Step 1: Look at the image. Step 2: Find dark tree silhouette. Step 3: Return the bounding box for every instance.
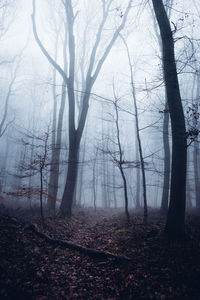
[152,0,187,238]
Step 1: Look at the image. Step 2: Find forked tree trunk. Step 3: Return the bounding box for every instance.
[32,0,132,218]
[152,0,187,238]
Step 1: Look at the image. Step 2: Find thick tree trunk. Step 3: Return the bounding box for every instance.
[152,0,187,238]
[160,102,170,215]
[60,140,79,217]
[186,150,193,209]
[149,2,171,217]
[193,73,200,209]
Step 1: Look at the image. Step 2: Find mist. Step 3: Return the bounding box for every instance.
[0,0,200,299]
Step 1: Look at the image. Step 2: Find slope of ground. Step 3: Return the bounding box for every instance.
[0,208,200,299]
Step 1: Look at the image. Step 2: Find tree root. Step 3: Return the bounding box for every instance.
[29,223,132,262]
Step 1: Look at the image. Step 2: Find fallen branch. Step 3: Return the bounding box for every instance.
[29,223,132,261]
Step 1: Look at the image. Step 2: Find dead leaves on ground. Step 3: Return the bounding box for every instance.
[0,209,200,299]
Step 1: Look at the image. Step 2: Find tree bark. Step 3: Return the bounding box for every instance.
[152,0,187,238]
[193,73,200,209]
[60,138,79,217]
[160,102,170,215]
[149,1,171,217]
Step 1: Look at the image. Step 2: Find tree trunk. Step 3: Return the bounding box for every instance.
[76,144,86,207]
[193,71,200,209]
[194,141,200,209]
[186,149,193,209]
[149,2,171,217]
[152,0,187,238]
[121,35,147,225]
[120,166,130,224]
[135,129,141,209]
[160,101,170,215]
[48,83,66,213]
[113,95,130,224]
[60,141,79,217]
[40,167,45,225]
[113,162,117,209]
[92,148,98,211]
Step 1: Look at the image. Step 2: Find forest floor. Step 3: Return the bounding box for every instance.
[0,206,200,300]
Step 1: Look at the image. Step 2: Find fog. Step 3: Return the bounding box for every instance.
[1,1,200,298]
[0,0,199,215]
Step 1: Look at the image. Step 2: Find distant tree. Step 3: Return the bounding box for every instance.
[152,0,187,237]
[47,25,67,214]
[121,36,148,225]
[112,96,130,223]
[0,62,18,138]
[0,0,15,42]
[92,148,98,212]
[18,128,52,224]
[102,88,135,224]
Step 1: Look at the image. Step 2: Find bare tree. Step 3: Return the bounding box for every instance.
[0,0,16,42]
[113,97,130,223]
[152,0,187,238]
[103,88,131,223]
[0,63,18,138]
[121,36,148,225]
[47,24,67,214]
[32,0,132,217]
[92,148,98,211]
[148,1,173,216]
[18,128,52,224]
